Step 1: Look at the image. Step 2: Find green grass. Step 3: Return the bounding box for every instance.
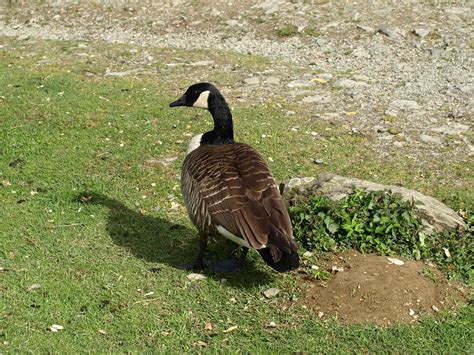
[1,38,473,352]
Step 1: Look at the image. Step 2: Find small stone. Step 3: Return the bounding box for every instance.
[311,265,319,270]
[317,311,324,318]
[263,288,280,298]
[420,134,442,144]
[204,322,213,331]
[225,19,239,27]
[409,309,415,316]
[287,80,314,88]
[387,257,404,265]
[301,95,330,104]
[210,8,221,17]
[333,78,367,89]
[264,77,280,85]
[190,60,214,66]
[357,24,375,33]
[429,48,443,57]
[388,99,420,111]
[313,159,324,165]
[388,127,402,135]
[267,321,277,328]
[29,283,42,290]
[243,77,260,85]
[432,123,469,135]
[412,28,431,38]
[331,266,344,272]
[378,27,403,41]
[303,251,313,258]
[432,305,440,312]
[187,273,207,281]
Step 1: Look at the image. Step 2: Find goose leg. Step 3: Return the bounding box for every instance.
[178,234,208,270]
[212,247,249,273]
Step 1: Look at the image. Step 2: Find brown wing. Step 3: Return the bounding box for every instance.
[182,143,294,251]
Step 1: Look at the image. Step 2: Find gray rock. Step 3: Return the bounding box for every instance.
[190,60,214,66]
[356,24,376,33]
[388,99,421,112]
[243,77,260,85]
[378,27,403,41]
[432,123,469,135]
[420,134,442,144]
[300,95,330,104]
[286,80,314,88]
[280,173,467,234]
[333,78,367,89]
[412,28,431,38]
[429,48,444,57]
[264,76,281,85]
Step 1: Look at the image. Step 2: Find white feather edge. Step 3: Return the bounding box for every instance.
[216,225,266,249]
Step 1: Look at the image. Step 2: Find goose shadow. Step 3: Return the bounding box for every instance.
[77,192,273,288]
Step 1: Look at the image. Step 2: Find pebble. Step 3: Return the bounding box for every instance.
[286,80,314,88]
[263,288,280,298]
[264,76,280,85]
[432,123,469,135]
[190,60,214,66]
[29,283,42,290]
[412,28,431,38]
[432,305,440,312]
[388,99,420,112]
[243,77,260,85]
[356,24,376,33]
[420,134,442,144]
[318,311,324,318]
[387,257,404,265]
[333,78,367,89]
[301,95,330,104]
[378,27,403,41]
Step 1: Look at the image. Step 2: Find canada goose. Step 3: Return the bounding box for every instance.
[169,83,299,273]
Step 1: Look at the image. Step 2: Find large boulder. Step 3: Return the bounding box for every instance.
[280,173,466,234]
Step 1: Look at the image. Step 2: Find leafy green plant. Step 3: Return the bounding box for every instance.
[276,24,298,37]
[289,190,473,282]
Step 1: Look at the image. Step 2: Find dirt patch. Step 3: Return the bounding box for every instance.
[294,250,467,326]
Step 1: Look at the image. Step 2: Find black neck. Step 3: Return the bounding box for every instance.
[200,93,234,145]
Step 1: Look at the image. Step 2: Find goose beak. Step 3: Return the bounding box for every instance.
[169,95,186,107]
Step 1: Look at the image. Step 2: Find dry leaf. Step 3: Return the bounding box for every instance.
[443,248,451,258]
[204,322,213,331]
[222,325,238,333]
[193,340,208,347]
[318,311,324,318]
[263,288,280,298]
[331,266,344,272]
[267,321,277,328]
[49,324,64,332]
[187,273,207,281]
[98,329,107,335]
[29,283,42,291]
[387,257,404,266]
[409,309,415,316]
[432,305,440,312]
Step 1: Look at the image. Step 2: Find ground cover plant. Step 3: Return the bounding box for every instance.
[289,190,473,283]
[1,38,473,352]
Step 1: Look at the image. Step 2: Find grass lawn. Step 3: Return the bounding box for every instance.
[1,38,473,352]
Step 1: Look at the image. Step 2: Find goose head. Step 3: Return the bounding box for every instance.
[169,83,234,152]
[169,82,218,110]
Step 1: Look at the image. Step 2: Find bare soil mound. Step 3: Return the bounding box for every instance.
[295,250,467,326]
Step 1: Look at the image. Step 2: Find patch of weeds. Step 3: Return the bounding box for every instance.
[289,190,473,282]
[276,24,298,37]
[420,267,438,283]
[304,27,321,37]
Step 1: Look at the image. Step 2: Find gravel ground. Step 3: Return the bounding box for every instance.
[1,0,473,166]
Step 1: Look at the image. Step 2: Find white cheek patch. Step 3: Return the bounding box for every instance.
[193,90,210,109]
[186,133,203,155]
[216,225,251,248]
